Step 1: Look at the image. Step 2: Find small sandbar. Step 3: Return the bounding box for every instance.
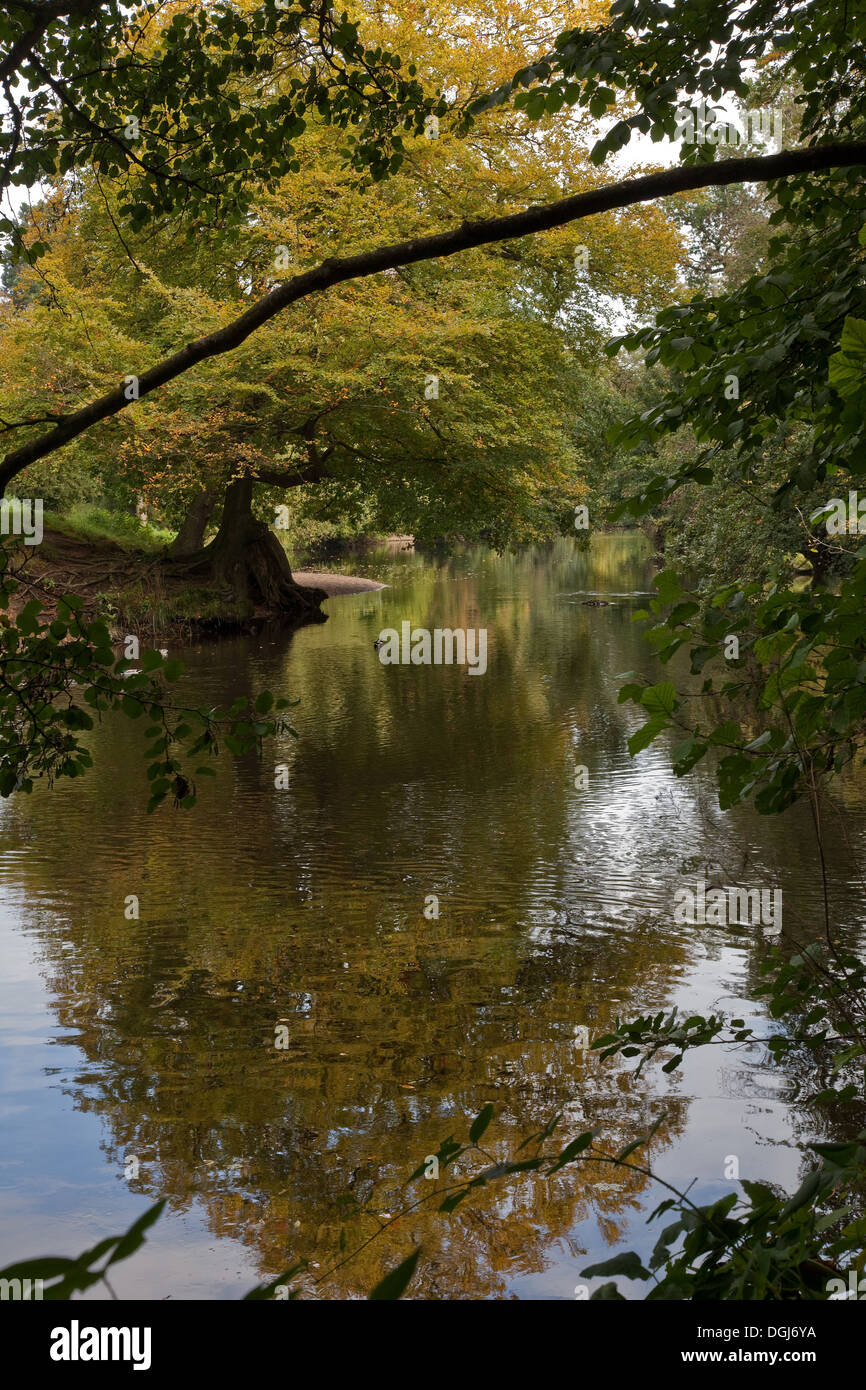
[293,570,387,596]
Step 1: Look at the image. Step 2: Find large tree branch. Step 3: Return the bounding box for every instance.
[254,453,333,487]
[3,139,866,493]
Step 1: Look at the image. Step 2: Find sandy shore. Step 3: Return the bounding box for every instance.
[293,570,386,597]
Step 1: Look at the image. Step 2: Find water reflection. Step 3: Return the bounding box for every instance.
[0,534,864,1298]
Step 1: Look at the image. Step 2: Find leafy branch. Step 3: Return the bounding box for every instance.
[0,548,297,811]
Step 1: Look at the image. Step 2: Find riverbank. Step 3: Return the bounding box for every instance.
[4,526,385,634]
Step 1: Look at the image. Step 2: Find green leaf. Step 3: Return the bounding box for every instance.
[839,316,866,355]
[107,1199,167,1265]
[368,1247,422,1300]
[628,715,667,756]
[640,681,676,717]
[548,1129,596,1171]
[778,1170,821,1220]
[582,1250,651,1281]
[469,1103,494,1144]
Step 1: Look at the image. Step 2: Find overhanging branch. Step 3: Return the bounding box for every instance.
[0,2,105,90]
[3,139,866,492]
[254,455,333,487]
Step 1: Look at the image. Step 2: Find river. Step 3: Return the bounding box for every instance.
[1,532,864,1298]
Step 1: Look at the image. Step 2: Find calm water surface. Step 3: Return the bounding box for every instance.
[1,534,864,1298]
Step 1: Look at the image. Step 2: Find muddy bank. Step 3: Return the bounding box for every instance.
[5,529,384,635]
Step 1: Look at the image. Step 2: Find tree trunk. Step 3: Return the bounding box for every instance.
[165,474,326,624]
[803,532,833,584]
[167,486,219,556]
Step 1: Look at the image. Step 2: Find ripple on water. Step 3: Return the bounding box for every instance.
[0,537,864,1297]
